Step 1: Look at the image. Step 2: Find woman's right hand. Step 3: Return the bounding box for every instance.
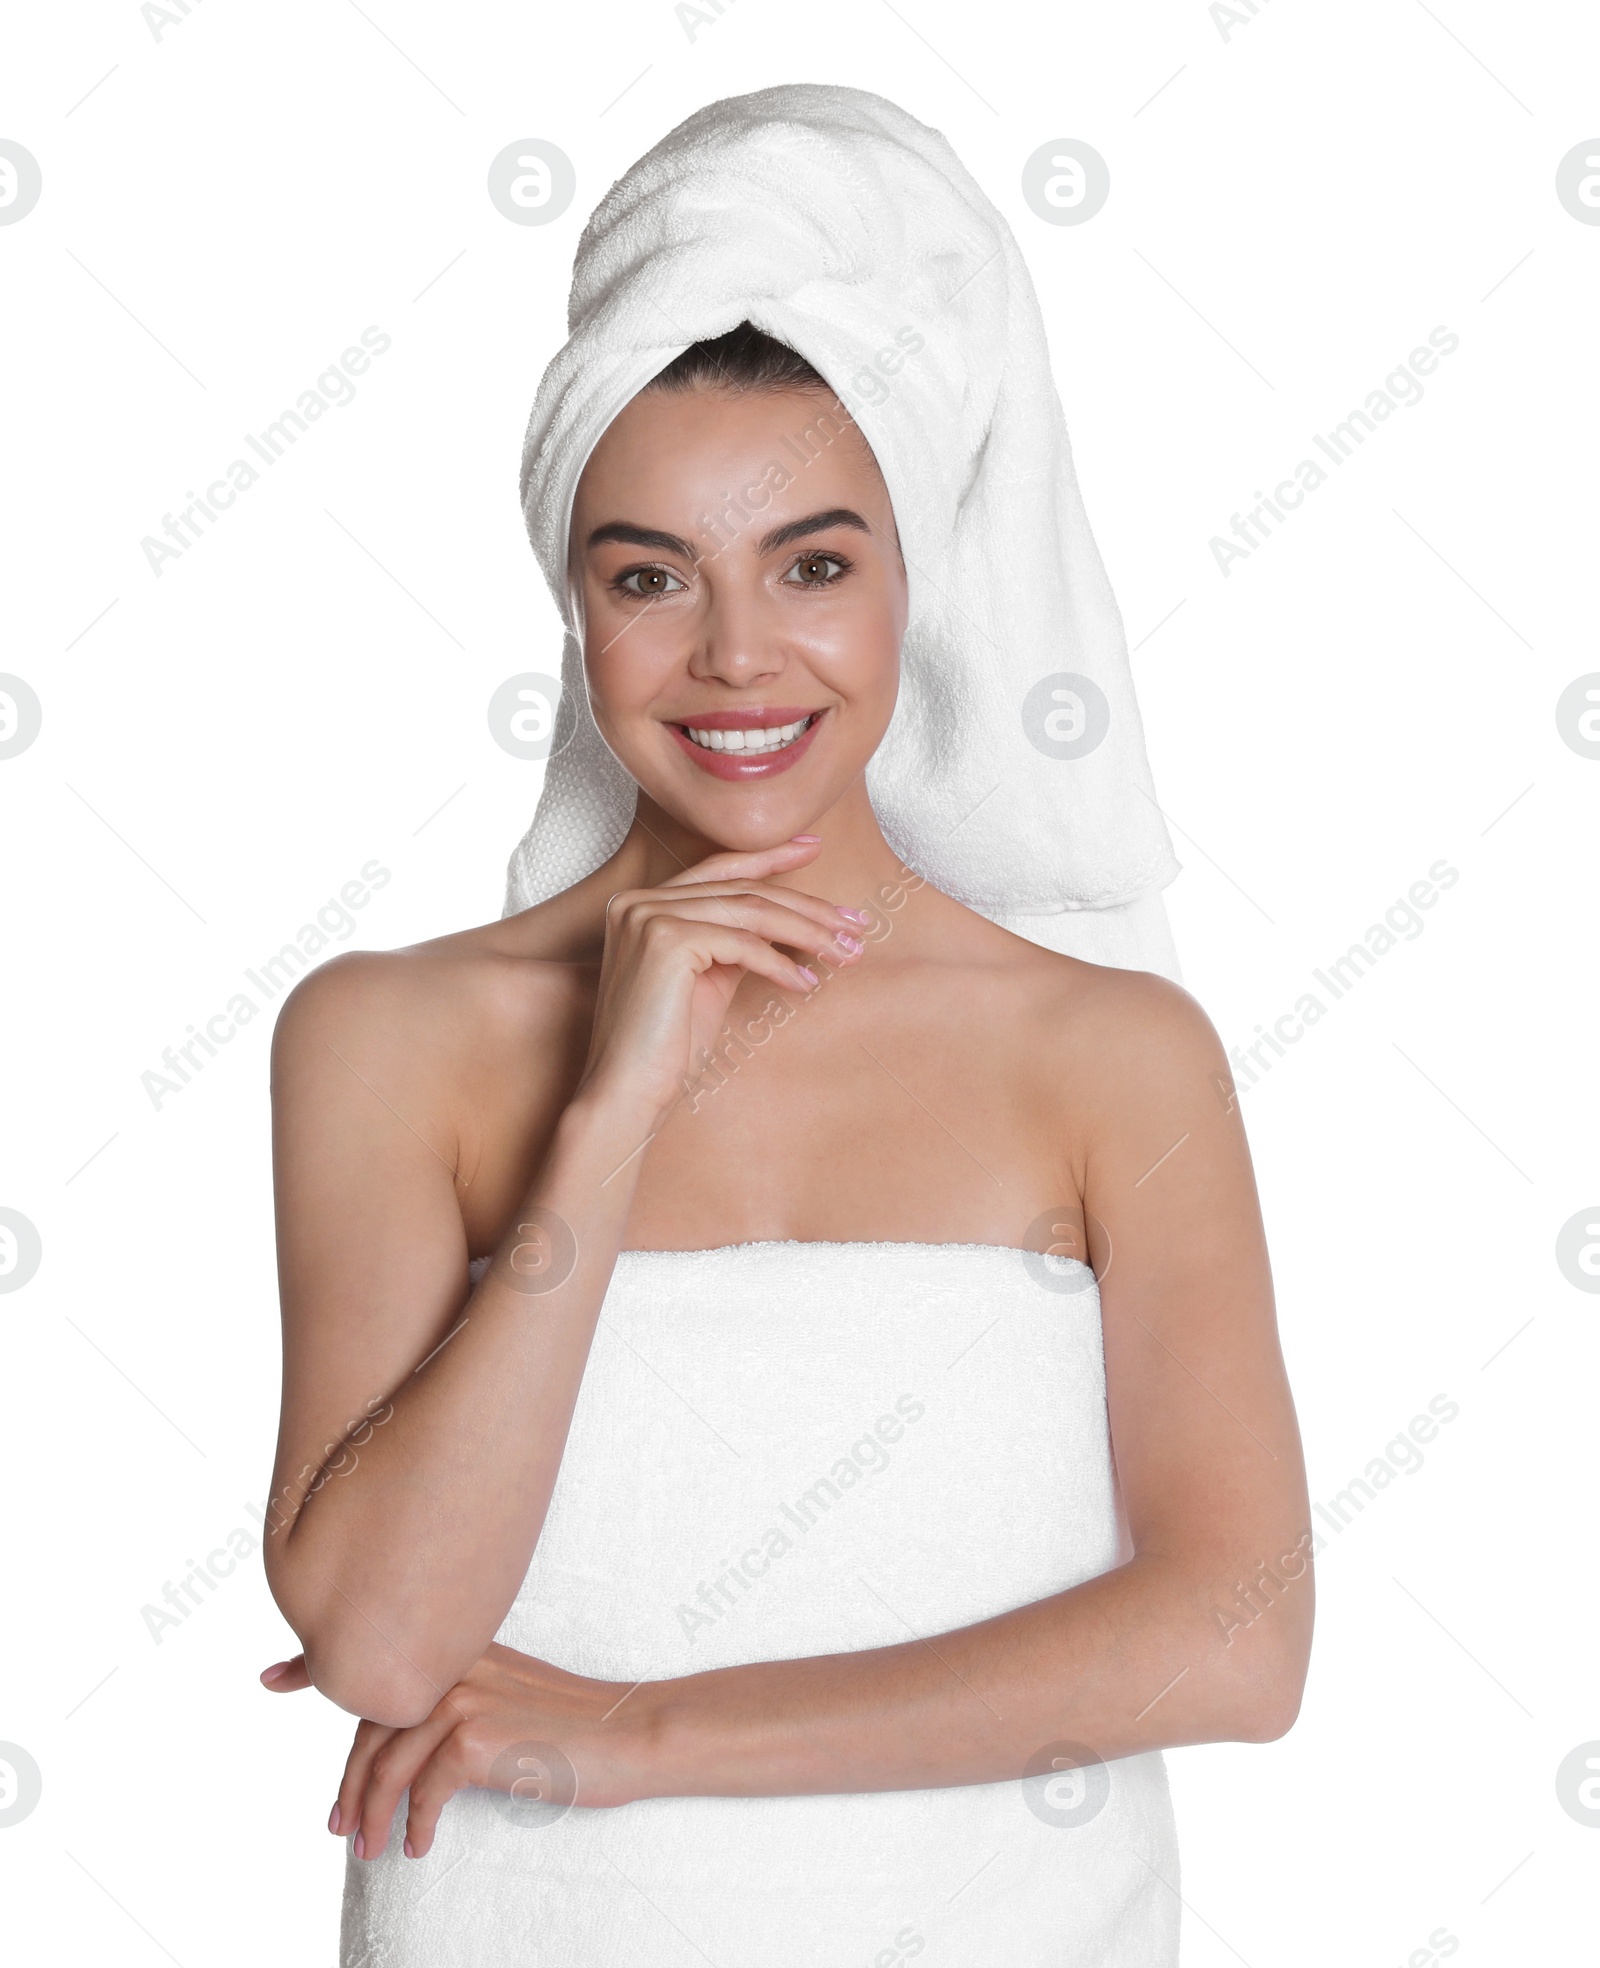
[576,837,868,1125]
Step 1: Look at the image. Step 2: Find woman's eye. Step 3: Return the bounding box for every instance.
[615,565,686,598]
[784,551,851,586]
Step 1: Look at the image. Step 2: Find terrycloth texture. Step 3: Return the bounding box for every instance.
[503,83,1183,982]
[341,1242,1182,1966]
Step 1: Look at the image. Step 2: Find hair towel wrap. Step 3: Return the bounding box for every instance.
[505,83,1183,981]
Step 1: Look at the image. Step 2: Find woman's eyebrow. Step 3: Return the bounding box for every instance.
[584,507,873,561]
[756,508,872,555]
[585,520,696,557]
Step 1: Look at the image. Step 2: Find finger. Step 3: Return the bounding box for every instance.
[355,1707,459,1862]
[402,1733,474,1859]
[659,836,822,889]
[334,1718,396,1840]
[638,916,845,995]
[259,1654,312,1692]
[637,889,861,956]
[629,895,866,968]
[691,922,840,994]
[644,877,866,937]
[613,885,858,962]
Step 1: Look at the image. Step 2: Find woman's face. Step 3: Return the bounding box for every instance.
[568,381,908,849]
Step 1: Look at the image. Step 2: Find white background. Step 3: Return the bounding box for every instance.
[3,2,1597,1962]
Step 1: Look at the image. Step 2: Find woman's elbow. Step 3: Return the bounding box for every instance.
[301,1636,441,1731]
[1232,1645,1310,1742]
[267,1570,442,1729]
[1237,1679,1304,1742]
[1210,1565,1313,1743]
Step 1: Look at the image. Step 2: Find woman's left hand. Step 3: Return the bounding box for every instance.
[259,1642,665,1858]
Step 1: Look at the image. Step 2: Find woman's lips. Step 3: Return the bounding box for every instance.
[667,709,826,780]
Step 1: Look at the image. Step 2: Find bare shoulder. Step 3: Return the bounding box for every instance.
[275,914,559,1050]
[268,907,596,1142]
[1054,954,1225,1075]
[959,918,1231,1121]
[981,938,1258,1285]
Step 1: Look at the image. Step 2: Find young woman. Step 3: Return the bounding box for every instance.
[260,86,1311,1967]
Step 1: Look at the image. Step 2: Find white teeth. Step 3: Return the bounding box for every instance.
[682,715,814,755]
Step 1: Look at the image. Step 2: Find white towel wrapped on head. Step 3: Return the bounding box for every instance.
[505,81,1182,981]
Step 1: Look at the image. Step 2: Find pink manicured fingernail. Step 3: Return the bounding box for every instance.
[404,1837,415,1858]
[329,1803,342,1834]
[790,834,821,843]
[260,1661,289,1684]
[797,965,818,985]
[836,906,869,923]
[354,1832,365,1859]
[836,933,863,953]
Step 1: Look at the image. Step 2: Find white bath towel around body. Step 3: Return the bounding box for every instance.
[342,1243,1182,1964]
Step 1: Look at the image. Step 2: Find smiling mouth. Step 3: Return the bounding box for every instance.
[676,713,820,756]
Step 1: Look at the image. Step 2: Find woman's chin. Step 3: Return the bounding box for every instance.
[677,811,824,856]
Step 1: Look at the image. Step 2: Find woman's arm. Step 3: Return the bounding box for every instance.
[262,951,660,1730]
[263,841,863,1729]
[298,967,1310,1857]
[633,969,1312,1791]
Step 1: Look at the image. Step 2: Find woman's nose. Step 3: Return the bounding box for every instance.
[687,587,786,686]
